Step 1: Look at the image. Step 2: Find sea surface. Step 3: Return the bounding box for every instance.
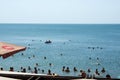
[0,24,120,78]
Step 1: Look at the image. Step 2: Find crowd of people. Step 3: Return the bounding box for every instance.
[0,65,111,79]
[61,66,111,79]
[0,40,112,79]
[0,53,111,79]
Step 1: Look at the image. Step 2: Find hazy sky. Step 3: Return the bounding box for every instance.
[0,0,120,24]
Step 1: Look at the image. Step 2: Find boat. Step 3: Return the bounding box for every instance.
[45,40,52,44]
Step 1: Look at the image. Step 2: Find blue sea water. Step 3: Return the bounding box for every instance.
[0,24,120,78]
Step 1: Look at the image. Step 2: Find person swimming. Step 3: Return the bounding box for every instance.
[62,66,65,71]
[47,69,52,75]
[73,67,77,72]
[65,67,70,72]
[101,67,106,73]
[106,74,111,79]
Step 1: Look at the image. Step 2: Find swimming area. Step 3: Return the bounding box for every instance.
[0,24,120,78]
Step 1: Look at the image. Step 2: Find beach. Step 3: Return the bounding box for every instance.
[0,24,120,78]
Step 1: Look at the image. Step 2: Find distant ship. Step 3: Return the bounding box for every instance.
[45,40,52,44]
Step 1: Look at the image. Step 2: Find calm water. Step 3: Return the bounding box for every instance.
[0,24,120,78]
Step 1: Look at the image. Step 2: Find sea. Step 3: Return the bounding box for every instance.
[0,24,120,78]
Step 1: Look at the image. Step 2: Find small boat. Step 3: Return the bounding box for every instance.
[45,40,52,44]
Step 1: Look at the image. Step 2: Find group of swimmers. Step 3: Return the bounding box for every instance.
[88,46,103,50]
[0,66,111,79]
[62,66,77,72]
[1,65,108,78]
[0,55,112,79]
[9,52,111,79]
[61,65,111,79]
[0,40,112,79]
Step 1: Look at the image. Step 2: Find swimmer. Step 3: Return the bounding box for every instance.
[73,67,77,72]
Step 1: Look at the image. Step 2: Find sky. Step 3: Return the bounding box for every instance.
[0,0,120,24]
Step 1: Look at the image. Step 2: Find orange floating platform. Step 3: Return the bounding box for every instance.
[0,42,26,59]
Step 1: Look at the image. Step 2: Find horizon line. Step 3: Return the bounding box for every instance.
[0,23,120,25]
